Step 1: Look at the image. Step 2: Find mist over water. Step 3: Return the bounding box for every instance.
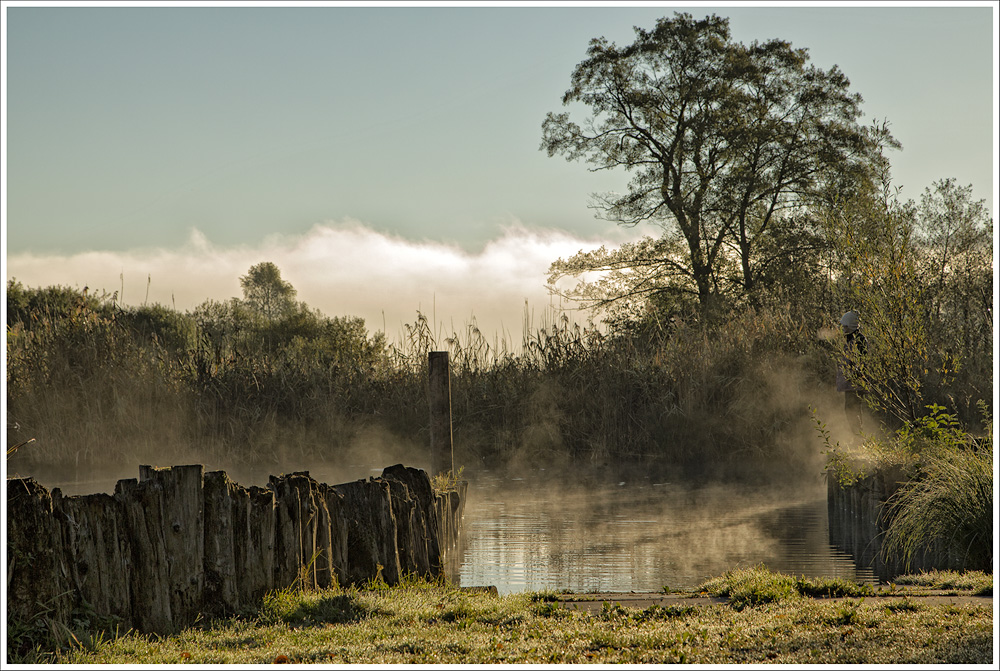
[22,369,872,594]
[449,473,873,594]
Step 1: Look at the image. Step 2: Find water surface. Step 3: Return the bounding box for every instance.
[448,474,872,594]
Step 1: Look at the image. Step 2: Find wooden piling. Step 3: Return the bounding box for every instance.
[428,350,454,478]
[53,490,131,627]
[333,478,401,586]
[383,464,442,576]
[202,471,240,615]
[243,485,277,602]
[6,478,73,630]
[115,476,172,632]
[6,464,463,636]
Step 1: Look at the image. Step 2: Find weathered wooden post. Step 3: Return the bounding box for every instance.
[428,350,454,478]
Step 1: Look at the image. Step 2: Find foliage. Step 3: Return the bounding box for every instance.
[700,565,877,611]
[5,245,990,483]
[5,267,388,470]
[822,400,992,577]
[118,302,197,354]
[6,279,105,326]
[892,570,992,595]
[699,565,801,610]
[542,12,886,313]
[823,187,928,425]
[260,588,372,626]
[240,261,297,321]
[539,13,989,444]
[6,282,191,466]
[912,178,994,420]
[895,403,976,455]
[431,466,465,493]
[793,576,876,599]
[817,176,992,431]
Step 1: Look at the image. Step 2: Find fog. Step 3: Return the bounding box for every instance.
[5,219,640,345]
[5,217,879,591]
[453,475,871,593]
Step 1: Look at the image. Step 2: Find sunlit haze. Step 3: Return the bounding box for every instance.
[5,220,626,343]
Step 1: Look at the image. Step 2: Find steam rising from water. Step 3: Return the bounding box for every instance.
[454,476,872,593]
[5,220,631,343]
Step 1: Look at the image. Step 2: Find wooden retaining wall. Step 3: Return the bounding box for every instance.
[827,466,972,581]
[6,464,466,635]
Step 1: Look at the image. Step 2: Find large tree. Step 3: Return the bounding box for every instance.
[542,13,890,314]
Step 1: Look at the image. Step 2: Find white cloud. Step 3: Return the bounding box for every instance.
[5,220,633,346]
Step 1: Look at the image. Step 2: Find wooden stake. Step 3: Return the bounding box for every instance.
[428,351,454,478]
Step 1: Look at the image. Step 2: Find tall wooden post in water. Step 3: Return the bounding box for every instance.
[428,351,454,478]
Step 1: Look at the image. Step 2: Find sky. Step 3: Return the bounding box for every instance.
[3,1,997,344]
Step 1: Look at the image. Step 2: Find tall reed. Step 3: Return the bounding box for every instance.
[6,280,986,486]
[881,445,993,572]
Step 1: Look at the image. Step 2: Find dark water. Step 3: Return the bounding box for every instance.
[448,475,874,595]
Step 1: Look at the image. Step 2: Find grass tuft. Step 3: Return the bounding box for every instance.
[700,565,877,609]
[881,447,993,573]
[699,565,800,610]
[892,570,992,595]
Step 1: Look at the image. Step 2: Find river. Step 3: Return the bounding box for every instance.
[446,473,873,594]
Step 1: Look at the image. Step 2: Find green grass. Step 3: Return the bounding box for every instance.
[698,565,876,610]
[12,570,992,665]
[893,569,993,596]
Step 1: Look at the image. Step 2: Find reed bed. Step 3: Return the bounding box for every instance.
[5,279,990,490]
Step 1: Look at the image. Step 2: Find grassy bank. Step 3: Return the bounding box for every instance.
[12,568,992,665]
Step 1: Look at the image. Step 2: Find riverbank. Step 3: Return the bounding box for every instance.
[10,568,993,665]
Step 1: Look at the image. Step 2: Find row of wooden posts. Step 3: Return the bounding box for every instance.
[7,464,466,635]
[8,351,464,636]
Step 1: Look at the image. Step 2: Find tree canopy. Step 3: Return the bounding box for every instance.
[240,261,298,321]
[542,12,893,315]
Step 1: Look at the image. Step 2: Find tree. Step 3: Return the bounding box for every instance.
[914,179,993,327]
[541,13,889,315]
[239,262,297,322]
[825,185,926,427]
[912,179,993,419]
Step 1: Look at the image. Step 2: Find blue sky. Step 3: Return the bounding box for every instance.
[3,2,997,340]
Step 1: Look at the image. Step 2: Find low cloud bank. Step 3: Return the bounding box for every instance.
[5,220,628,345]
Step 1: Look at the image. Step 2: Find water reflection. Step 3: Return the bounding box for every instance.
[450,476,873,594]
